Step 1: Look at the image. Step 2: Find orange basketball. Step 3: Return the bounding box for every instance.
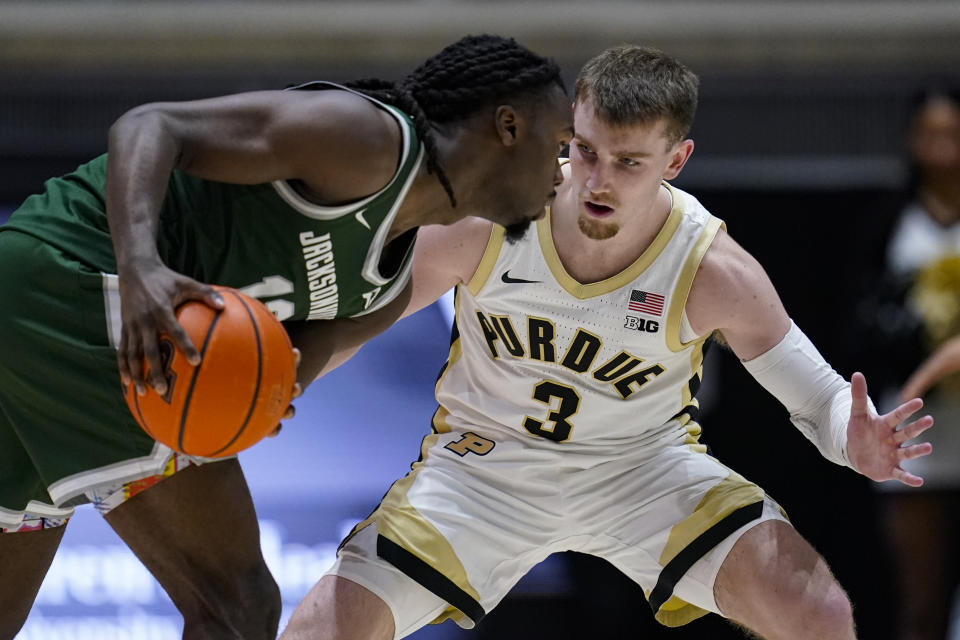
[124,286,297,457]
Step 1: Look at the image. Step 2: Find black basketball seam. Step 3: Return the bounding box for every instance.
[178,305,224,454]
[207,291,264,457]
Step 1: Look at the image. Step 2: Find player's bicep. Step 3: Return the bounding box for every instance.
[135,90,397,196]
[687,232,790,361]
[288,281,413,384]
[117,91,296,183]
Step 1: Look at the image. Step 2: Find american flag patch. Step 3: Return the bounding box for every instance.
[628,290,665,316]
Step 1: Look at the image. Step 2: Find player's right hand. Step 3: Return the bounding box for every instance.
[116,262,224,396]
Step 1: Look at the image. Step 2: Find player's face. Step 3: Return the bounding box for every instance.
[489,85,574,240]
[568,100,688,241]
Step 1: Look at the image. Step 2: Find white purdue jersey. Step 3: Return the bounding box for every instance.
[433,182,725,458]
[329,183,789,634]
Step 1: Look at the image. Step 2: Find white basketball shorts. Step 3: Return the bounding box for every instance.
[327,428,789,638]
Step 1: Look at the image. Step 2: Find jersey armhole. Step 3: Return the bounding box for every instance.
[678,310,699,344]
[272,81,419,219]
[665,216,725,352]
[465,224,505,296]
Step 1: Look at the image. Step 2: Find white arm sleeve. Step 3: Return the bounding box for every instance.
[740,320,873,469]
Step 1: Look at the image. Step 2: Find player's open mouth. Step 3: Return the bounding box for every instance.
[584,201,614,216]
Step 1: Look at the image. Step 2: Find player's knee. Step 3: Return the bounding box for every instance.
[717,522,855,639]
[230,563,282,637]
[783,581,854,640]
[0,615,29,640]
[241,565,283,635]
[181,562,281,639]
[810,584,854,638]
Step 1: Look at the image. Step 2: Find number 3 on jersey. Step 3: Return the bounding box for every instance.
[523,380,581,442]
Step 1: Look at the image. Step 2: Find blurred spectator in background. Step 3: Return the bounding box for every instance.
[870,89,960,640]
[900,334,960,403]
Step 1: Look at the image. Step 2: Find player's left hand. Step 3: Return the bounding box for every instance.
[268,348,301,438]
[846,371,934,487]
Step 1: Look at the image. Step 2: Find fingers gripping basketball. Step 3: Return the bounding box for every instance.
[123,286,297,457]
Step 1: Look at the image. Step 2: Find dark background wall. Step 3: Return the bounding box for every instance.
[3,2,959,638]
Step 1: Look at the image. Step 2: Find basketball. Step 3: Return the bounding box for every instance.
[123,286,297,458]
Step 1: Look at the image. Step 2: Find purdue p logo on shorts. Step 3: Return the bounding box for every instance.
[444,432,496,457]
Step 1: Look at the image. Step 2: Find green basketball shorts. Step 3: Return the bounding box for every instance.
[0,230,181,528]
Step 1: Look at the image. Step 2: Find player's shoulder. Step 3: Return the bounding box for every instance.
[687,227,778,331]
[696,228,757,286]
[283,86,400,147]
[664,181,717,226]
[416,216,496,282]
[419,216,495,253]
[274,86,403,200]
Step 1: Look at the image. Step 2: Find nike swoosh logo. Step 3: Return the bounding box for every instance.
[354,209,370,230]
[501,270,540,284]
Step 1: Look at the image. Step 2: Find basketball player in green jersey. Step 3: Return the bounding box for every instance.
[0,35,573,640]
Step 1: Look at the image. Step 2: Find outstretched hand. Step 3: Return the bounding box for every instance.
[846,372,934,487]
[117,262,224,396]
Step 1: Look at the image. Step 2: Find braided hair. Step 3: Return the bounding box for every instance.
[348,34,565,207]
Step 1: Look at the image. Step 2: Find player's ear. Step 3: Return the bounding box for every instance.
[495,105,521,146]
[663,138,694,180]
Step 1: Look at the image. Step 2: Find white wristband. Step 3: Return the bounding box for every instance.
[741,320,868,469]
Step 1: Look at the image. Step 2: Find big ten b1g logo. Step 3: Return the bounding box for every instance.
[624,315,660,333]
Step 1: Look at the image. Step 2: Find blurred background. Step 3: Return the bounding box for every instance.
[3,1,960,638]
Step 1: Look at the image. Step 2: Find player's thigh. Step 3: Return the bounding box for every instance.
[283,575,397,640]
[0,342,75,625]
[0,396,75,530]
[579,445,787,627]
[104,458,273,597]
[290,524,449,640]
[0,523,67,637]
[713,519,850,628]
[331,433,561,633]
[0,405,71,622]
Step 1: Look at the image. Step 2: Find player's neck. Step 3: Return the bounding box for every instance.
[388,131,485,240]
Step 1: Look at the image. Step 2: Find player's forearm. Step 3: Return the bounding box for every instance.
[285,321,377,387]
[741,320,867,468]
[106,106,181,273]
[288,281,413,387]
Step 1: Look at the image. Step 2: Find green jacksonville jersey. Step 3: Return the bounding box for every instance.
[2,82,423,321]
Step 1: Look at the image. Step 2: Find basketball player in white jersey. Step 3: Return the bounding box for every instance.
[281,46,934,640]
